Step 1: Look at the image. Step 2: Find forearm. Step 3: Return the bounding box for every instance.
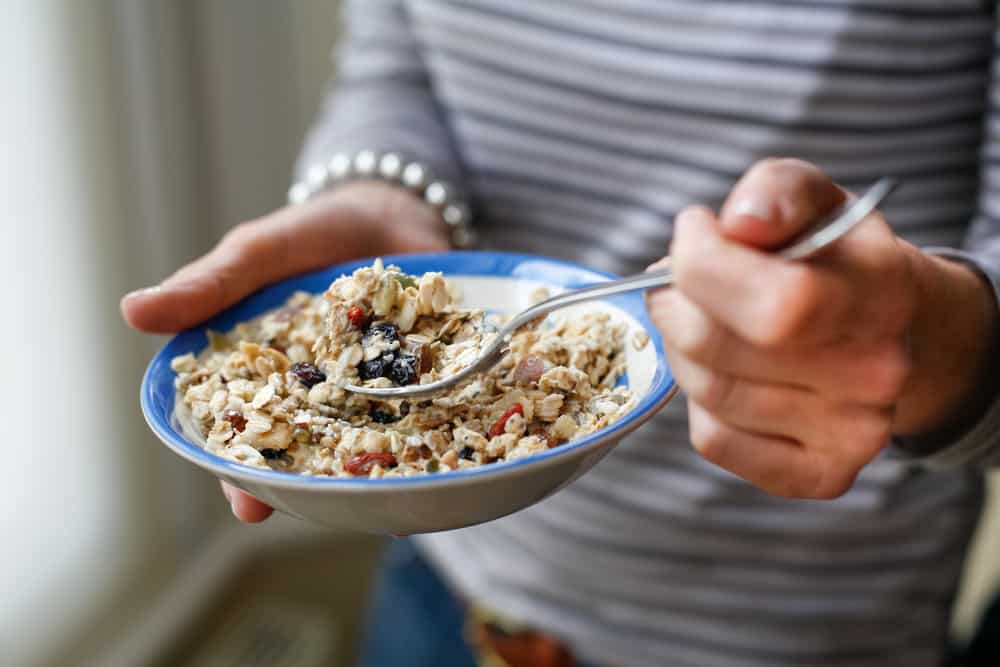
[296,0,465,188]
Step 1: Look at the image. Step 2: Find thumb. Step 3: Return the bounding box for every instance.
[121,197,372,334]
[120,218,292,334]
[719,158,846,249]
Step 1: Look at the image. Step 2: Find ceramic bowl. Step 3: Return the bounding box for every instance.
[142,251,676,534]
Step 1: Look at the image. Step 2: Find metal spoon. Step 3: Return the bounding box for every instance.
[345,177,899,400]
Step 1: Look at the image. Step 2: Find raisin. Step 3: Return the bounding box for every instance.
[363,321,398,345]
[460,446,475,460]
[389,354,419,386]
[222,409,247,433]
[359,352,395,381]
[346,305,369,329]
[344,452,398,476]
[260,448,282,460]
[291,362,326,388]
[369,409,401,424]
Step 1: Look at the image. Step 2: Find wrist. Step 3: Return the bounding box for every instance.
[894,242,1000,436]
[310,180,450,254]
[288,150,474,248]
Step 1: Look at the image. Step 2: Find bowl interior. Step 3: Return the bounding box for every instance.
[141,251,674,489]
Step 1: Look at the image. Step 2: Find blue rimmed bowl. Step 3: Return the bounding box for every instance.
[142,251,676,535]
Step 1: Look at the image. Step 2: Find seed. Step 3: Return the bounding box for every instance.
[291,362,326,388]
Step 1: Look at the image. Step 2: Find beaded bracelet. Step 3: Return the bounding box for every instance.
[287,150,475,248]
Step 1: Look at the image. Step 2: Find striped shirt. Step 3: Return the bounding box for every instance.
[297,2,1000,665]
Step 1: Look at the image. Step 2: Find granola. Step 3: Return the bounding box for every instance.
[172,259,636,478]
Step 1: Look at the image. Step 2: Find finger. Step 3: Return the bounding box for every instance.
[719,158,846,248]
[686,401,856,499]
[671,206,854,346]
[221,481,274,523]
[664,339,823,442]
[650,287,911,405]
[120,194,379,334]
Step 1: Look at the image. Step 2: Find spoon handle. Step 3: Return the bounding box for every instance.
[506,177,898,330]
[506,267,674,330]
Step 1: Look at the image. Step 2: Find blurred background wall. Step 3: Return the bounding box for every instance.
[3,1,1000,666]
[0,2,371,666]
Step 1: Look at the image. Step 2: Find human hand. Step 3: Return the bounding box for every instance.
[121,181,449,521]
[649,159,999,498]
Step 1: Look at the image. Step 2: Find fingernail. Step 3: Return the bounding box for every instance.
[122,285,161,302]
[724,198,772,230]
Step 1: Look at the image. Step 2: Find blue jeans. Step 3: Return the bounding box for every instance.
[357,538,478,667]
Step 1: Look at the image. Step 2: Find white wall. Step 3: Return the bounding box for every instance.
[0,2,341,665]
[0,3,165,665]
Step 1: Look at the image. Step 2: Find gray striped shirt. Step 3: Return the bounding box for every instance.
[298,2,1000,665]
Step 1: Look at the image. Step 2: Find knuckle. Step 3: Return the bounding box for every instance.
[746,157,785,180]
[221,220,258,247]
[747,157,814,183]
[854,414,893,456]
[672,313,723,364]
[753,268,823,346]
[221,219,271,259]
[811,467,858,500]
[792,455,859,500]
[689,410,728,465]
[864,345,911,405]
[688,371,737,413]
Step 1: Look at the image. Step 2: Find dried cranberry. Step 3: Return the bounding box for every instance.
[291,362,326,388]
[459,446,475,460]
[488,403,524,438]
[389,354,418,386]
[222,409,247,432]
[369,409,401,424]
[344,452,398,476]
[346,305,369,329]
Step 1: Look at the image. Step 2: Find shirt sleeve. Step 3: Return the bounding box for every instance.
[893,25,1000,468]
[293,0,466,188]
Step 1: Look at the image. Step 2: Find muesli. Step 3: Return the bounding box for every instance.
[172,260,636,478]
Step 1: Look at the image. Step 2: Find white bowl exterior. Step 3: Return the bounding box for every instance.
[144,254,675,534]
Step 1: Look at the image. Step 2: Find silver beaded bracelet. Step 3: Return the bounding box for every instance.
[287,150,475,248]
